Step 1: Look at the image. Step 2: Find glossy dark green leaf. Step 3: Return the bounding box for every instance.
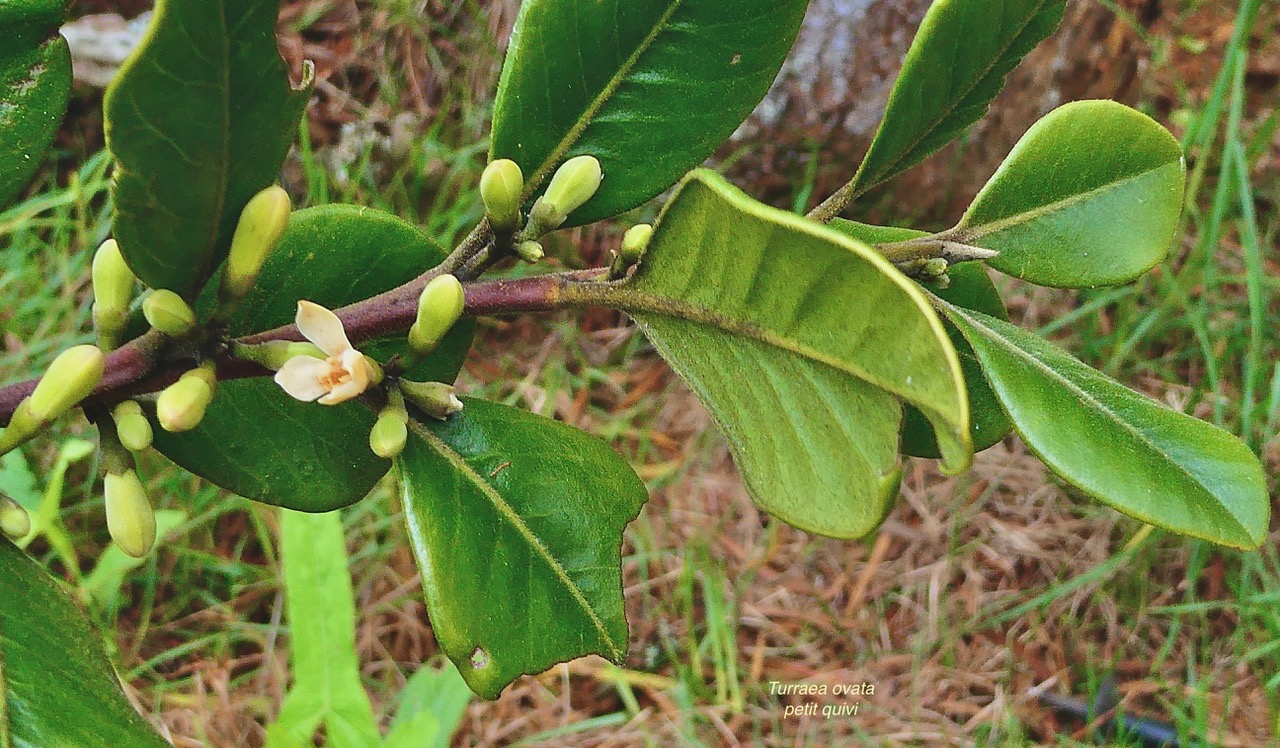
[399,399,647,699]
[942,304,1270,549]
[104,0,312,297]
[0,539,168,747]
[152,206,474,511]
[0,0,71,208]
[951,100,1186,287]
[845,0,1065,198]
[490,0,806,227]
[831,219,1012,459]
[578,171,969,539]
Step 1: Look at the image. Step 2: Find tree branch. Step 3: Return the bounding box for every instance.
[0,271,586,426]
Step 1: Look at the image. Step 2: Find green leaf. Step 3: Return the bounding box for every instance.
[399,399,646,699]
[151,206,475,511]
[0,540,169,747]
[580,171,969,538]
[952,100,1186,287]
[490,0,807,227]
[846,0,1065,197]
[942,304,1270,549]
[266,510,379,748]
[384,661,471,748]
[104,0,313,297]
[0,0,72,208]
[831,220,1012,459]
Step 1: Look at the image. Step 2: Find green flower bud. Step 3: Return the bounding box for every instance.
[222,185,291,302]
[27,345,106,423]
[181,361,219,391]
[0,494,31,540]
[369,408,409,459]
[156,376,214,433]
[529,155,602,230]
[516,240,545,264]
[143,289,198,337]
[112,401,154,453]
[91,239,136,347]
[233,340,327,371]
[104,469,155,558]
[620,224,653,264]
[0,398,44,456]
[921,258,949,277]
[480,159,525,233]
[408,274,466,356]
[399,380,464,420]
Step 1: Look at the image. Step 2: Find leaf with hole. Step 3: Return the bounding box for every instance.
[1,539,169,747]
[105,0,312,296]
[0,0,72,208]
[942,303,1269,549]
[151,206,474,511]
[842,0,1065,199]
[953,100,1186,287]
[579,171,970,538]
[399,398,647,699]
[490,0,807,227]
[831,219,1012,459]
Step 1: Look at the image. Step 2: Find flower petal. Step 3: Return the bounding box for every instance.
[318,380,362,405]
[274,356,331,402]
[341,349,370,391]
[295,300,353,357]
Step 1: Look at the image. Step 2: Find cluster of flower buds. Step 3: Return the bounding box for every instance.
[482,155,604,264]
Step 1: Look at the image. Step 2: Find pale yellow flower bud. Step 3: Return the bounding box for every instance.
[0,494,31,540]
[156,376,214,433]
[529,155,602,230]
[480,159,525,232]
[112,401,154,453]
[408,274,466,356]
[104,469,155,558]
[91,239,136,347]
[143,290,198,337]
[222,185,291,302]
[369,408,409,459]
[27,345,106,423]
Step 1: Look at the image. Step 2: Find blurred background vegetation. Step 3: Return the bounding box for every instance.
[1,0,1277,744]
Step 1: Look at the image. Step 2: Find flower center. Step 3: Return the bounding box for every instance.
[317,357,352,390]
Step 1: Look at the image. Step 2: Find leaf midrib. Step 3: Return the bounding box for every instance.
[953,160,1180,240]
[852,0,1056,195]
[949,305,1250,539]
[405,421,623,659]
[520,0,686,198]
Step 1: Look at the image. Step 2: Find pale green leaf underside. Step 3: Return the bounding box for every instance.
[849,0,1066,197]
[400,399,646,699]
[831,219,1012,459]
[491,0,807,226]
[587,171,970,537]
[956,100,1186,287]
[944,304,1269,549]
[105,0,311,296]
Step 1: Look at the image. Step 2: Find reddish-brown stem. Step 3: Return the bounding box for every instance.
[0,271,588,426]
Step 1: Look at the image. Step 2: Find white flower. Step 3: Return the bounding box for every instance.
[274,301,377,405]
